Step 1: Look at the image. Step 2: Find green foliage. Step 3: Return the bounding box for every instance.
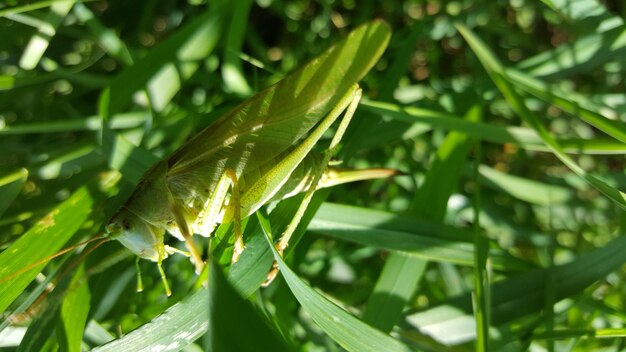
[1,0,625,351]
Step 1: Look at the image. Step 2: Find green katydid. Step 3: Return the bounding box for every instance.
[106,20,391,292]
[3,21,392,297]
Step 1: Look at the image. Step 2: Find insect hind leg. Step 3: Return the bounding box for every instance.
[265,86,362,284]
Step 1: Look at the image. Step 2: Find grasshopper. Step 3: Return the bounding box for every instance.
[105,20,391,292]
[51,21,391,296]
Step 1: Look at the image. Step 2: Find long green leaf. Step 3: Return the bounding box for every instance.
[257,211,414,352]
[363,106,480,333]
[404,235,626,345]
[479,165,574,205]
[0,112,147,135]
[309,203,532,271]
[362,252,426,331]
[505,68,626,144]
[18,0,75,70]
[0,187,94,315]
[106,6,224,114]
[457,23,626,210]
[362,100,626,154]
[92,288,208,351]
[59,265,91,352]
[221,0,253,95]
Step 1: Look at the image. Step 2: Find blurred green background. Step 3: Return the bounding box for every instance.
[1,0,626,351]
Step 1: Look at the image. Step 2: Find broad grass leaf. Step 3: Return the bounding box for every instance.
[479,165,574,205]
[92,288,208,351]
[18,0,75,70]
[0,187,94,315]
[362,100,626,155]
[519,0,626,78]
[258,211,414,352]
[363,106,480,332]
[309,203,532,271]
[405,235,626,345]
[106,6,224,114]
[457,23,626,210]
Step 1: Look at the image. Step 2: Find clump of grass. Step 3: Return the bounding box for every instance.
[1,1,625,351]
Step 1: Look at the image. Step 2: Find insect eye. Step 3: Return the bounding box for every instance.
[123,222,131,230]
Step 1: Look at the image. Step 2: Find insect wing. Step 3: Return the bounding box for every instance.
[166,21,391,198]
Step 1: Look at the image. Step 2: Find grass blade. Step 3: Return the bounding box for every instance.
[504,68,626,144]
[310,203,532,271]
[405,235,626,345]
[0,169,28,219]
[206,259,292,352]
[58,265,91,352]
[106,6,224,114]
[361,100,626,155]
[457,23,626,210]
[92,288,208,351]
[221,0,253,95]
[478,165,573,206]
[0,187,94,315]
[258,211,414,352]
[18,0,75,70]
[362,252,426,332]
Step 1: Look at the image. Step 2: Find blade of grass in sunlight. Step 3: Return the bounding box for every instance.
[58,265,91,352]
[457,23,626,210]
[221,0,253,95]
[0,187,94,314]
[105,6,225,114]
[478,165,574,205]
[18,0,75,70]
[404,235,626,345]
[361,100,626,155]
[258,211,414,352]
[309,203,532,271]
[504,68,626,144]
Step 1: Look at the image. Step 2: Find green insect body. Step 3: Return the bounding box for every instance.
[105,21,392,282]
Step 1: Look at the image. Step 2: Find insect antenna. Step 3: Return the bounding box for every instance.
[54,237,110,285]
[2,236,110,327]
[0,235,110,286]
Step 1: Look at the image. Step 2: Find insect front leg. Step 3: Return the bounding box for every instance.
[201,169,244,263]
[224,169,244,263]
[169,197,205,274]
